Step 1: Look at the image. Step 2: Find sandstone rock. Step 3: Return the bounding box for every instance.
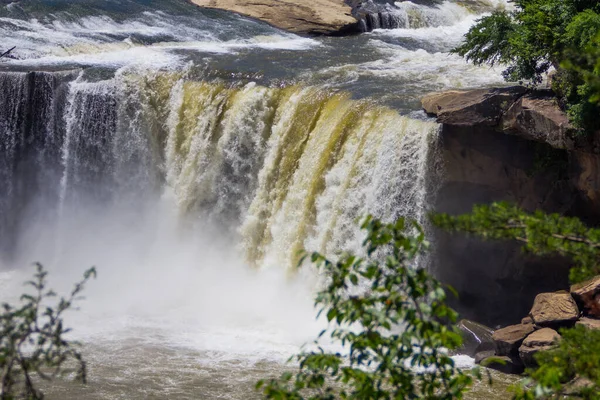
[571,276,600,318]
[421,87,526,126]
[576,317,600,330]
[521,316,534,325]
[479,355,525,375]
[492,323,535,356]
[501,92,574,149]
[188,0,358,35]
[456,319,494,356]
[530,291,579,327]
[518,328,561,368]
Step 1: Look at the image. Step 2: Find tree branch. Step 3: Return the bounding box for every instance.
[0,47,16,59]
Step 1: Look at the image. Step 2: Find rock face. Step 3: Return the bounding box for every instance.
[492,324,535,356]
[187,0,359,35]
[424,87,600,325]
[518,328,561,368]
[571,276,600,318]
[529,291,579,327]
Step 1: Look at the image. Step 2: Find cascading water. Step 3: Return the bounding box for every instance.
[0,0,511,398]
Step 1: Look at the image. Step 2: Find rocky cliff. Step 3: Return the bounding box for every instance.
[187,0,359,35]
[424,87,600,325]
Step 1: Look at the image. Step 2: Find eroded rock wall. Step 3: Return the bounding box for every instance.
[424,87,600,325]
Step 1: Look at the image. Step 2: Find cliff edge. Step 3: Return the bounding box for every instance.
[187,0,359,35]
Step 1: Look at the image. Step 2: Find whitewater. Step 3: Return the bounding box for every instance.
[0,0,513,398]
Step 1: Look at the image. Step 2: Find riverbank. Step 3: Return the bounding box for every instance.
[186,0,359,35]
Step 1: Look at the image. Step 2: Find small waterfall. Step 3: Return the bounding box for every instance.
[354,0,501,31]
[0,70,440,269]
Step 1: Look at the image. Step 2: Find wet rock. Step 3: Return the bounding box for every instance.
[456,319,495,356]
[421,86,527,126]
[518,328,561,368]
[474,350,495,365]
[529,291,579,327]
[492,324,535,356]
[479,355,525,375]
[571,276,600,318]
[576,317,600,330]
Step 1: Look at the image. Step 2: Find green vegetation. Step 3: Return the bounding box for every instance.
[512,325,600,399]
[433,203,600,398]
[0,264,95,399]
[256,216,475,399]
[454,0,600,132]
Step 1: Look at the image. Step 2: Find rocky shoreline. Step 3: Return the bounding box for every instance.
[459,275,600,376]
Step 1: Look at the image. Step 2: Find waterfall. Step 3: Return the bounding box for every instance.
[0,70,439,269]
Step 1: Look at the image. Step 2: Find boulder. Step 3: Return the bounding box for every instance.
[501,92,574,149]
[571,276,600,318]
[529,291,579,327]
[518,328,561,368]
[576,317,600,330]
[478,355,525,375]
[456,319,495,356]
[492,323,535,356]
[188,0,359,35]
[422,87,527,127]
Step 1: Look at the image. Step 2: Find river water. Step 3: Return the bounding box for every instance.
[0,0,516,398]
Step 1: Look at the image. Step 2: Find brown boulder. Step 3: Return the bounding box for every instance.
[188,0,358,35]
[492,324,535,356]
[421,87,527,127]
[518,328,561,368]
[529,291,579,327]
[571,276,600,318]
[576,317,600,330]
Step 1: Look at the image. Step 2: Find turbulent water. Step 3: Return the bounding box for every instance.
[0,0,513,398]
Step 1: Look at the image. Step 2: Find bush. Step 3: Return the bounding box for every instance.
[0,263,96,399]
[256,217,474,399]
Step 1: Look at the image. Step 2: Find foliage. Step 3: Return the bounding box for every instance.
[431,202,600,284]
[454,0,600,132]
[0,263,96,399]
[511,325,600,399]
[256,217,475,400]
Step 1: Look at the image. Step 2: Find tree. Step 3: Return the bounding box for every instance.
[256,217,475,400]
[0,263,96,399]
[454,0,600,132]
[432,202,600,398]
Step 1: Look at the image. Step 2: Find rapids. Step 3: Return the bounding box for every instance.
[0,0,514,398]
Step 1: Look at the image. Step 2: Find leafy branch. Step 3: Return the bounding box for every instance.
[0,264,96,400]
